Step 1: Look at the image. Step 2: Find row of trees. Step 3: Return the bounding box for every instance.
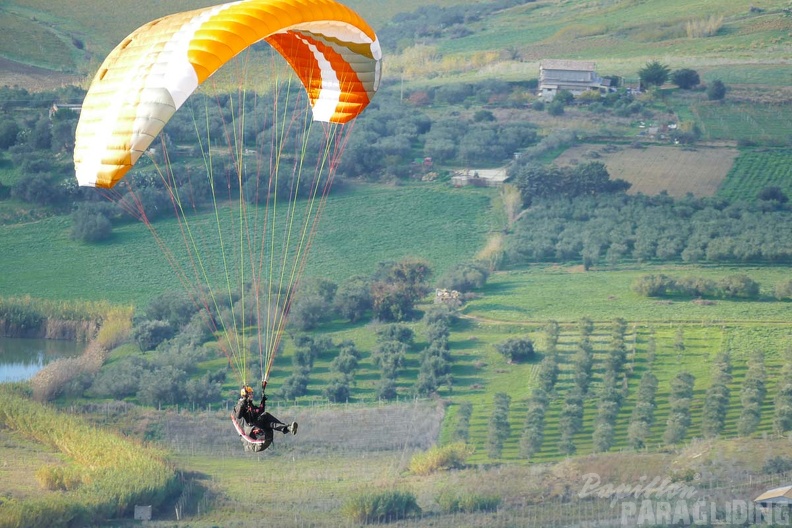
[631,273,774,300]
[416,306,455,395]
[1,83,541,231]
[701,352,732,438]
[507,192,792,267]
[519,321,560,458]
[638,60,727,100]
[592,319,629,453]
[278,336,331,401]
[290,258,433,331]
[323,340,362,403]
[372,324,412,401]
[557,319,596,455]
[508,160,631,206]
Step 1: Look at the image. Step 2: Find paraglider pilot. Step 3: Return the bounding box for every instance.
[234,380,297,450]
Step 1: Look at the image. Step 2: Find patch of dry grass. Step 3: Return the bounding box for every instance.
[555,144,739,197]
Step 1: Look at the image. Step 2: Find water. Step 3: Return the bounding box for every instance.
[0,337,82,382]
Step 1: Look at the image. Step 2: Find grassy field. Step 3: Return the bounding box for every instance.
[717,148,792,201]
[555,144,738,198]
[0,183,496,306]
[462,264,792,323]
[692,102,792,144]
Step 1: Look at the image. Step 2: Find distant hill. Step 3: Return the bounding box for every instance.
[1,0,790,93]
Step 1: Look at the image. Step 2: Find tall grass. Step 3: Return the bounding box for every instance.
[0,296,131,341]
[342,489,421,524]
[685,15,724,38]
[0,387,179,528]
[409,442,473,475]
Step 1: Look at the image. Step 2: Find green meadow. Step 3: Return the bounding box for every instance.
[718,149,792,200]
[0,183,495,305]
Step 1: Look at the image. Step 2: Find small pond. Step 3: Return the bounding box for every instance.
[0,337,82,383]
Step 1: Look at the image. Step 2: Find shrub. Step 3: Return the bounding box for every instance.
[495,337,535,363]
[763,456,792,475]
[775,279,792,301]
[409,442,473,475]
[547,100,565,116]
[671,69,700,89]
[435,261,489,292]
[487,392,511,458]
[132,320,175,351]
[453,401,473,442]
[323,374,351,403]
[343,490,421,524]
[717,274,760,299]
[437,491,501,513]
[70,203,113,243]
[707,80,726,101]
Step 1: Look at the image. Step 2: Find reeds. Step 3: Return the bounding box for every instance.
[0,387,179,528]
[408,441,474,476]
[342,489,421,524]
[686,15,724,38]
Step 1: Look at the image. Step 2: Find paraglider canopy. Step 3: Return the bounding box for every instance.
[72,0,381,389]
[74,0,382,189]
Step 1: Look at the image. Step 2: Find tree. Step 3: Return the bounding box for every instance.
[453,401,473,442]
[638,61,671,89]
[495,337,535,363]
[371,259,432,322]
[758,186,789,204]
[334,276,372,322]
[738,350,766,436]
[289,293,331,331]
[436,261,489,292]
[70,204,113,243]
[701,353,731,438]
[520,388,548,458]
[487,393,511,458]
[663,372,695,445]
[132,320,175,351]
[0,119,20,149]
[706,80,726,101]
[671,69,701,89]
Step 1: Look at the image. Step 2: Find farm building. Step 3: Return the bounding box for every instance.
[451,168,508,187]
[538,59,607,100]
[754,485,792,506]
[49,103,82,119]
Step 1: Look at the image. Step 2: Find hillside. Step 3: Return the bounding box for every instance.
[1,0,790,95]
[2,1,792,526]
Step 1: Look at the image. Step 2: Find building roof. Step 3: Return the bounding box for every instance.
[540,59,596,71]
[755,485,792,503]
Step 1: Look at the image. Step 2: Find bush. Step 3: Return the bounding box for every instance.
[547,100,565,116]
[453,401,473,442]
[437,491,501,513]
[775,279,792,301]
[707,80,726,101]
[70,202,117,243]
[323,374,351,403]
[132,320,175,351]
[409,442,473,475]
[495,337,535,363]
[671,69,700,89]
[343,490,421,524]
[763,456,792,475]
[487,392,511,458]
[435,261,489,292]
